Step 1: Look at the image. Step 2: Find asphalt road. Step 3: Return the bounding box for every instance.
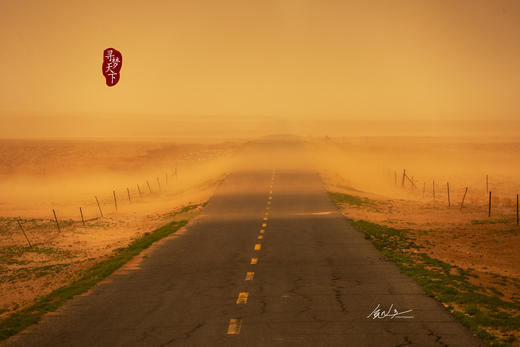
[3,140,484,347]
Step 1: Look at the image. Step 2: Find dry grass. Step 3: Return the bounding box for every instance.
[0,139,242,320]
[315,136,520,346]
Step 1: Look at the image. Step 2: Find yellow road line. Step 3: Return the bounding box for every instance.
[251,257,258,264]
[258,235,263,240]
[262,223,267,227]
[236,292,248,304]
[254,244,262,251]
[268,196,272,200]
[227,319,242,334]
[263,217,268,221]
[245,272,254,280]
[260,229,265,234]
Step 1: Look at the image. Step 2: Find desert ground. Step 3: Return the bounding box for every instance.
[1,135,520,345]
[309,136,520,345]
[0,139,242,319]
[308,136,520,276]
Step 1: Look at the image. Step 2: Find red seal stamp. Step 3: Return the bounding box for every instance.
[102,48,122,86]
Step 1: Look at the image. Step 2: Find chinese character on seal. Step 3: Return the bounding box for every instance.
[102,48,122,86]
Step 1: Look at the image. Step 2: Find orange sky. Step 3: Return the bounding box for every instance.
[1,1,519,138]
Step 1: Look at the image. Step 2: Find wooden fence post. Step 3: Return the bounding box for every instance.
[80,207,85,226]
[447,182,450,207]
[460,187,468,210]
[95,196,103,217]
[488,191,492,217]
[17,221,32,248]
[113,190,118,212]
[52,209,61,233]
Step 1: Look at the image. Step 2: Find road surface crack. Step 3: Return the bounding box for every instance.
[331,274,346,312]
[427,329,449,347]
[395,336,412,347]
[260,296,267,314]
[158,322,205,346]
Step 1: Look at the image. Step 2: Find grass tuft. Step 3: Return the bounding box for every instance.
[0,204,199,341]
[349,219,520,346]
[328,192,377,208]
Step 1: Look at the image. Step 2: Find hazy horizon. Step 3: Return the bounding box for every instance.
[1,113,520,140]
[1,0,520,140]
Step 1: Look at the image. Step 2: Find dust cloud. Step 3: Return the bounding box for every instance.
[0,139,242,218]
[308,135,520,205]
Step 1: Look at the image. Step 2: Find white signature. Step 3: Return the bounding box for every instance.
[366,304,414,319]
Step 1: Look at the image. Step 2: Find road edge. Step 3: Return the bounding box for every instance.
[0,202,206,341]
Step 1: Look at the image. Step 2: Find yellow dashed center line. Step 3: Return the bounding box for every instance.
[236,292,248,304]
[227,319,242,335]
[227,173,276,336]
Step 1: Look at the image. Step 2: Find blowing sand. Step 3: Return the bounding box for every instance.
[0,139,242,319]
[310,136,520,299]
